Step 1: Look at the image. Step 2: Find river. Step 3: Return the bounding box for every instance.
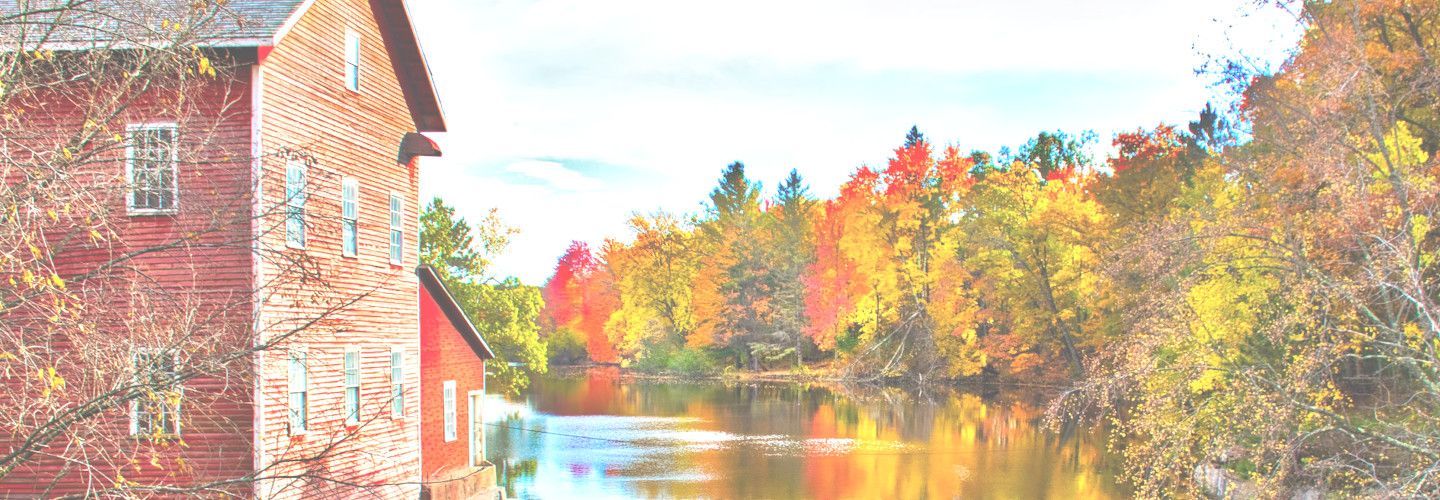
[483,368,1127,499]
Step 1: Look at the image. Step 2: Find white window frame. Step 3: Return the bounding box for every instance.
[287,349,308,434]
[389,348,404,419]
[388,193,403,265]
[344,29,361,92]
[129,348,182,438]
[468,390,485,467]
[341,177,359,257]
[125,123,180,215]
[285,159,307,249]
[343,348,360,426]
[443,380,458,442]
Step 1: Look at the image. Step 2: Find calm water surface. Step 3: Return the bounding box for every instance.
[484,368,1126,499]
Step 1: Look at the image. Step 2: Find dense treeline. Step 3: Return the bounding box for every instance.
[537,0,1440,495]
[541,124,1115,382]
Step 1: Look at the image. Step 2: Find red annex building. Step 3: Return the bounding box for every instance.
[418,265,497,500]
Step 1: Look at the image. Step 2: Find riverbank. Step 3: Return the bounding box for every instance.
[551,362,850,383]
[548,363,1078,394]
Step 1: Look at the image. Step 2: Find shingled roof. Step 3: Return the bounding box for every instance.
[221,0,312,41]
[0,0,304,47]
[0,0,445,132]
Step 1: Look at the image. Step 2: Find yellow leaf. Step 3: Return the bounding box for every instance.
[1412,214,1430,248]
[1189,369,1223,393]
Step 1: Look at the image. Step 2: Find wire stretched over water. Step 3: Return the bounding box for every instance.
[485,422,643,445]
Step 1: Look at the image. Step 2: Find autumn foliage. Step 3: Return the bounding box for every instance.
[541,242,619,363]
[536,0,1440,495]
[541,127,1104,381]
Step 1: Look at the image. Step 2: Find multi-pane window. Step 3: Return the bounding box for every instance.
[469,392,485,466]
[285,160,307,248]
[443,381,457,442]
[342,178,359,257]
[344,350,360,425]
[127,124,178,213]
[344,30,361,92]
[130,349,181,437]
[390,349,404,418]
[389,193,403,265]
[288,350,308,433]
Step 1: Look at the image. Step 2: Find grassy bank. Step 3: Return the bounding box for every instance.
[547,362,1078,393]
[550,362,841,383]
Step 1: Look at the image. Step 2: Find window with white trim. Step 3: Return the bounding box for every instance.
[390,349,404,418]
[127,124,178,213]
[285,160,307,248]
[130,349,181,437]
[341,178,359,257]
[343,349,360,425]
[344,30,361,92]
[388,193,403,265]
[287,350,308,433]
[443,380,457,442]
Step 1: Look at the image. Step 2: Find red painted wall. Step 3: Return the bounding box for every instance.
[419,285,487,484]
[0,52,259,496]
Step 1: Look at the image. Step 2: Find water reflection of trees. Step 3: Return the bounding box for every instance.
[488,412,544,498]
[499,370,1128,498]
[494,458,538,498]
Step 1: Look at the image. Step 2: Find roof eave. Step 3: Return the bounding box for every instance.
[416,265,497,361]
[399,0,446,132]
[7,37,273,53]
[371,0,446,133]
[270,0,317,48]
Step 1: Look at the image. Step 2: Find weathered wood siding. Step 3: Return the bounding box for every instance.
[252,0,425,497]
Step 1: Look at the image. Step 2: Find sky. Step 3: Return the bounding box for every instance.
[406,0,1303,285]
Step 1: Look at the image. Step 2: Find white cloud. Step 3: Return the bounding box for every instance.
[408,0,1303,284]
[504,160,604,192]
